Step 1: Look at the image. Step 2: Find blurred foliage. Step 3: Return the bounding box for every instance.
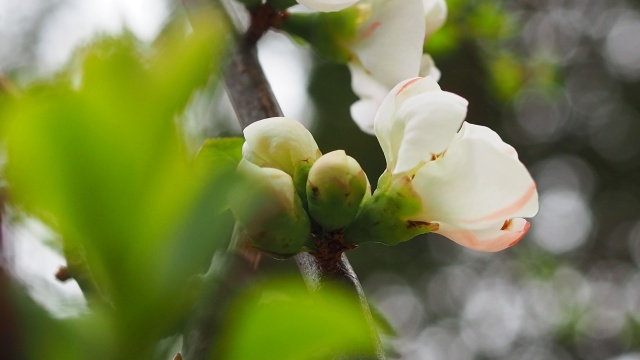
[217,278,377,360]
[1,9,234,358]
[426,0,559,102]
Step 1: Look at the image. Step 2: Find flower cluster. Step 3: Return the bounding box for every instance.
[232,117,370,255]
[228,0,538,256]
[232,76,538,254]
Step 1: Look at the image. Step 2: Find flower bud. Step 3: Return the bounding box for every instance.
[242,117,321,176]
[231,160,312,257]
[306,150,369,231]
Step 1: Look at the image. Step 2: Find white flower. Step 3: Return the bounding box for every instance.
[297,0,360,12]
[374,77,538,252]
[242,117,321,175]
[348,0,447,133]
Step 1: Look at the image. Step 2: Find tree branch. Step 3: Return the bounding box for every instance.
[182,1,385,358]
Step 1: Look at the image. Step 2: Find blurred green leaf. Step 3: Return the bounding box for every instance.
[195,137,244,177]
[489,51,524,101]
[0,7,231,355]
[467,2,514,40]
[218,278,376,360]
[424,24,461,55]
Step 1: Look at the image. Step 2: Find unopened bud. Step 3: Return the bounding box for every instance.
[306,150,369,231]
[242,117,321,176]
[231,160,311,257]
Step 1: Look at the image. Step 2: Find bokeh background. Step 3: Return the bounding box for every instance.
[3,0,640,359]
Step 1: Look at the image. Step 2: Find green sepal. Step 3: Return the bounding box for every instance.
[281,8,362,63]
[343,175,438,245]
[293,160,314,209]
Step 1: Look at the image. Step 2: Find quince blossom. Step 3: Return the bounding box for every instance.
[349,0,446,133]
[371,77,538,252]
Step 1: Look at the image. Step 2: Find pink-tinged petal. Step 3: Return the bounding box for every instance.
[393,91,468,174]
[296,0,359,12]
[412,124,538,229]
[374,77,443,171]
[457,123,518,159]
[433,219,530,252]
[352,0,425,88]
[423,0,447,38]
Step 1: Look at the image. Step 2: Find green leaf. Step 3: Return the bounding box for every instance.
[0,7,231,353]
[195,137,245,176]
[217,278,377,360]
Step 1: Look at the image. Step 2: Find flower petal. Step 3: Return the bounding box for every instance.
[243,117,320,175]
[433,218,530,252]
[458,122,518,159]
[235,159,296,211]
[348,63,390,134]
[393,91,468,174]
[419,54,441,82]
[351,0,425,88]
[412,123,538,229]
[423,0,447,38]
[374,76,443,172]
[296,0,359,12]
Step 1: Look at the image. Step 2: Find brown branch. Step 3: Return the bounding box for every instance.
[181,252,260,360]
[183,1,385,359]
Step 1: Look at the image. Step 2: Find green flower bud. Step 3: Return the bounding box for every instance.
[343,171,437,245]
[231,160,312,257]
[306,150,369,231]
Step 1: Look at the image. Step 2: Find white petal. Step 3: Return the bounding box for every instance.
[236,159,295,211]
[243,117,320,175]
[296,0,359,12]
[351,0,425,88]
[423,0,447,38]
[419,54,441,82]
[393,91,468,174]
[412,124,538,229]
[457,122,519,159]
[433,218,530,252]
[374,77,443,171]
[348,63,390,134]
